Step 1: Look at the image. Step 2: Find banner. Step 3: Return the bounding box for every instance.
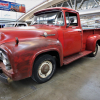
[0,0,25,13]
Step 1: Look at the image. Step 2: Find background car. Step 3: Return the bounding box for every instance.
[4,22,28,27]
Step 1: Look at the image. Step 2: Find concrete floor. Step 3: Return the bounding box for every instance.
[1,48,100,100]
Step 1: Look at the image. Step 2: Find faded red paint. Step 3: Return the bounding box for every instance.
[0,7,100,81]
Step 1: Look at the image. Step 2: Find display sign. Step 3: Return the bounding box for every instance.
[0,0,25,13]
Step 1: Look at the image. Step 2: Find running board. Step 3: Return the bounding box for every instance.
[63,51,92,65]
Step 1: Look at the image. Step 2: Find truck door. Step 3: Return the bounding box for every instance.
[63,12,82,57]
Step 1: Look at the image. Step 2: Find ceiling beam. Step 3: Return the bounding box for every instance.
[78,0,85,10]
[61,2,64,7]
[94,0,99,6]
[69,0,73,9]
[86,1,89,9]
[79,7,100,15]
[74,0,76,10]
[92,2,96,8]
[67,1,72,8]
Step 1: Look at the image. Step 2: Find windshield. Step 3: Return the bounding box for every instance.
[32,11,64,26]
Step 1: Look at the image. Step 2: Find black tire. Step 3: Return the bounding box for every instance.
[31,54,56,83]
[89,44,98,57]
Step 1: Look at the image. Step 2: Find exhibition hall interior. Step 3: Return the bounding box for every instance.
[0,0,100,100]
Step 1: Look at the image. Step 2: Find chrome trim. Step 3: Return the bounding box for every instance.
[41,34,55,37]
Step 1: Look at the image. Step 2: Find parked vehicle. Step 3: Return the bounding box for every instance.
[4,22,28,27]
[0,24,5,28]
[0,7,100,84]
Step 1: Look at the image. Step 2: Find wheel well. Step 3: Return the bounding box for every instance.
[33,51,60,67]
[97,40,100,46]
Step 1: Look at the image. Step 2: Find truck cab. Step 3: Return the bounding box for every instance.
[63,9,82,56]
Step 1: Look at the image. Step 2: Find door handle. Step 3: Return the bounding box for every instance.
[78,30,82,32]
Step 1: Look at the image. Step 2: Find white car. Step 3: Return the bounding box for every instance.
[4,22,28,27]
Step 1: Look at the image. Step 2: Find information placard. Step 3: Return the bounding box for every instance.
[0,0,25,13]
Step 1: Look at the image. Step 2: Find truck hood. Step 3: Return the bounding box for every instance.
[0,25,58,45]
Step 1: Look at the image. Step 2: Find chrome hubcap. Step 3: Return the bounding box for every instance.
[38,61,53,78]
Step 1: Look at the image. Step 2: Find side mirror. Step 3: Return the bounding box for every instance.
[70,18,74,23]
[66,18,74,28]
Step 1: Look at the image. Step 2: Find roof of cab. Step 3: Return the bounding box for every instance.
[34,7,78,15]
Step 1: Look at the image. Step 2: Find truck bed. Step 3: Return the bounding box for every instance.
[82,28,100,50]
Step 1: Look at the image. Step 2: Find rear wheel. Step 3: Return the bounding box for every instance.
[89,44,98,57]
[32,54,56,83]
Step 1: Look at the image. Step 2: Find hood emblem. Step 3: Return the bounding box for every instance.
[41,32,55,37]
[43,32,48,37]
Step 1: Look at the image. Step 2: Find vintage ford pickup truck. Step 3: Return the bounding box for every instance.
[0,7,100,84]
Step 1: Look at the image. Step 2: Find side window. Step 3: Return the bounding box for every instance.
[65,12,78,26]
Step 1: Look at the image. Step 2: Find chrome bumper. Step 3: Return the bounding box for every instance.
[0,69,12,84]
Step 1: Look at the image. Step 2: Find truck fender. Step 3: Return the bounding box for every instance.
[31,48,63,66]
[12,38,63,79]
[30,40,63,76]
[86,34,100,52]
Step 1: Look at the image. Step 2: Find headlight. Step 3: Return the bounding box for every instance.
[0,50,11,70]
[3,59,7,65]
[2,53,10,65]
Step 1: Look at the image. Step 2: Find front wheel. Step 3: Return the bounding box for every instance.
[89,44,98,57]
[31,54,56,83]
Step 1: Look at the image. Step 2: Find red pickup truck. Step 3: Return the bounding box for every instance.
[0,7,100,84]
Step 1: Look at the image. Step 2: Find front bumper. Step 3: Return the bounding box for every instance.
[0,69,12,84]
[0,62,13,84]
